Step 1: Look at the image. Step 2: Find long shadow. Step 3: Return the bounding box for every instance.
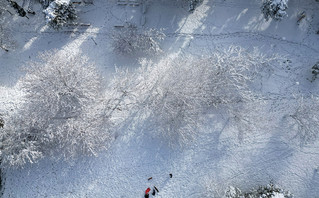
[242,130,295,185]
[140,0,319,59]
[76,0,309,74]
[227,112,315,196]
[304,169,319,197]
[0,1,91,87]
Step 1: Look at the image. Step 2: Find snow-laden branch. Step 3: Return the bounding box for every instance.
[0,50,112,167]
[112,47,277,146]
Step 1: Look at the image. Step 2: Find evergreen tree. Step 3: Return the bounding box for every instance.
[43,0,77,29]
[261,0,289,21]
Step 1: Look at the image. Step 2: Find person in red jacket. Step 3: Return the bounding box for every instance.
[145,187,151,198]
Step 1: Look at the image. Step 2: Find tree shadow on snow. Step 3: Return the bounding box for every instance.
[0,1,91,87]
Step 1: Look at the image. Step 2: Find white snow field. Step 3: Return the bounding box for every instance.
[1,0,319,197]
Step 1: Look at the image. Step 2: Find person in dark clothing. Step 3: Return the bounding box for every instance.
[152,186,159,196]
[152,189,155,196]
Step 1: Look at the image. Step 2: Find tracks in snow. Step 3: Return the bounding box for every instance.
[16,29,319,54]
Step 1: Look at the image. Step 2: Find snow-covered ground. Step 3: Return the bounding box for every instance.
[1,0,319,197]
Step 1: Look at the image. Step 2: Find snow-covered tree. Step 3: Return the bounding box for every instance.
[112,23,165,56]
[43,0,77,29]
[112,47,275,145]
[261,0,288,21]
[0,50,112,167]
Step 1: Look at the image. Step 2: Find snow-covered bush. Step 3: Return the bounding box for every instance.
[286,95,319,146]
[0,51,112,167]
[113,47,274,145]
[112,23,165,56]
[261,0,288,21]
[43,0,77,29]
[225,183,293,198]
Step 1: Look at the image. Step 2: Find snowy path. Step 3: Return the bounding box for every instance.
[1,0,319,197]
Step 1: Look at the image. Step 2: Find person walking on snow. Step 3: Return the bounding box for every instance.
[145,174,170,197]
[145,187,151,198]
